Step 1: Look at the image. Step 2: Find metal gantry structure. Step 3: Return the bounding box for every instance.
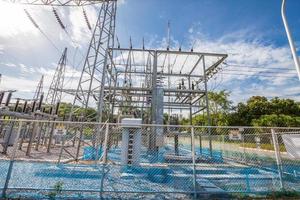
[101,47,227,150]
[105,48,227,122]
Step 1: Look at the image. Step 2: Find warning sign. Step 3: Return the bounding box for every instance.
[229,130,242,141]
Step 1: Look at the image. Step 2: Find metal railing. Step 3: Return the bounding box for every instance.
[0,119,299,199]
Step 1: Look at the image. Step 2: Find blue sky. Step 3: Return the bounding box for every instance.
[0,0,300,104]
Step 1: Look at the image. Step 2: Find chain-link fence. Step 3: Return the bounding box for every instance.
[0,119,300,199]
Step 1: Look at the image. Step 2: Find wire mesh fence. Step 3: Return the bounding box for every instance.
[0,119,300,199]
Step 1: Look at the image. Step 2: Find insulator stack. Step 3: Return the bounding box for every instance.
[117,36,120,48]
[49,106,53,115]
[0,92,4,106]
[55,102,60,115]
[142,37,145,50]
[23,101,28,113]
[14,98,20,111]
[24,9,39,29]
[83,8,92,30]
[31,101,36,112]
[37,94,44,110]
[52,8,65,29]
[5,92,12,107]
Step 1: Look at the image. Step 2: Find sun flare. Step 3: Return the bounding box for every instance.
[0,2,38,37]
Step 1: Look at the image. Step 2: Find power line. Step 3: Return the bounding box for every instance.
[219,72,297,78]
[224,63,295,71]
[223,68,296,75]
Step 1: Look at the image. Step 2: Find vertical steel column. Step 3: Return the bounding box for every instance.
[188,76,193,152]
[202,56,212,157]
[271,129,284,190]
[46,122,55,153]
[26,121,38,156]
[2,121,15,154]
[99,124,109,199]
[149,51,158,151]
[102,123,109,163]
[2,121,23,198]
[75,123,84,161]
[191,126,197,198]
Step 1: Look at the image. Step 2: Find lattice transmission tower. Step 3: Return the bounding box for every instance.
[69,0,117,122]
[8,0,117,122]
[33,75,44,101]
[45,48,67,108]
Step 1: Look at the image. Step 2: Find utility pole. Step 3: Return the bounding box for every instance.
[281,0,300,80]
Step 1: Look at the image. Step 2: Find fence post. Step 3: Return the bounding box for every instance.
[100,123,109,198]
[191,126,197,198]
[271,129,284,190]
[2,121,23,198]
[103,123,109,164]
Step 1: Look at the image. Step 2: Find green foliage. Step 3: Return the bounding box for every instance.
[252,114,300,127]
[47,181,64,200]
[242,142,286,152]
[266,190,300,198]
[231,190,300,199]
[185,92,300,128]
[229,96,300,127]
[58,102,98,122]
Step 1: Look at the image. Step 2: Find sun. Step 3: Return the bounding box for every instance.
[0,2,39,37]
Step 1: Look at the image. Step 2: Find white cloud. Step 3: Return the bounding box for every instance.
[118,0,127,6]
[68,6,98,47]
[186,29,299,103]
[0,2,40,38]
[0,62,17,68]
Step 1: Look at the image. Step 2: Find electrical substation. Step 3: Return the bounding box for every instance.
[0,0,297,199]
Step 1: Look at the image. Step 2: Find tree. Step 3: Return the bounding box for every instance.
[252,114,300,127]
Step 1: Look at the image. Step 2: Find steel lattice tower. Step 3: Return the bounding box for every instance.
[45,48,67,107]
[69,0,116,122]
[33,75,44,100]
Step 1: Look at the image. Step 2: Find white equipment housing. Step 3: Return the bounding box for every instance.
[121,118,142,165]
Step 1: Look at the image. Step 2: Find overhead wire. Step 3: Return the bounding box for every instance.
[223,68,296,74]
[220,72,297,78]
[24,9,61,52]
[23,7,92,102]
[224,63,295,71]
[51,6,88,59]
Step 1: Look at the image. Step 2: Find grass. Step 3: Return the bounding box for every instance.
[231,190,300,199]
[242,143,286,152]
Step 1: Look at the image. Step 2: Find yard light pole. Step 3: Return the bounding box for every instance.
[281,0,300,80]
